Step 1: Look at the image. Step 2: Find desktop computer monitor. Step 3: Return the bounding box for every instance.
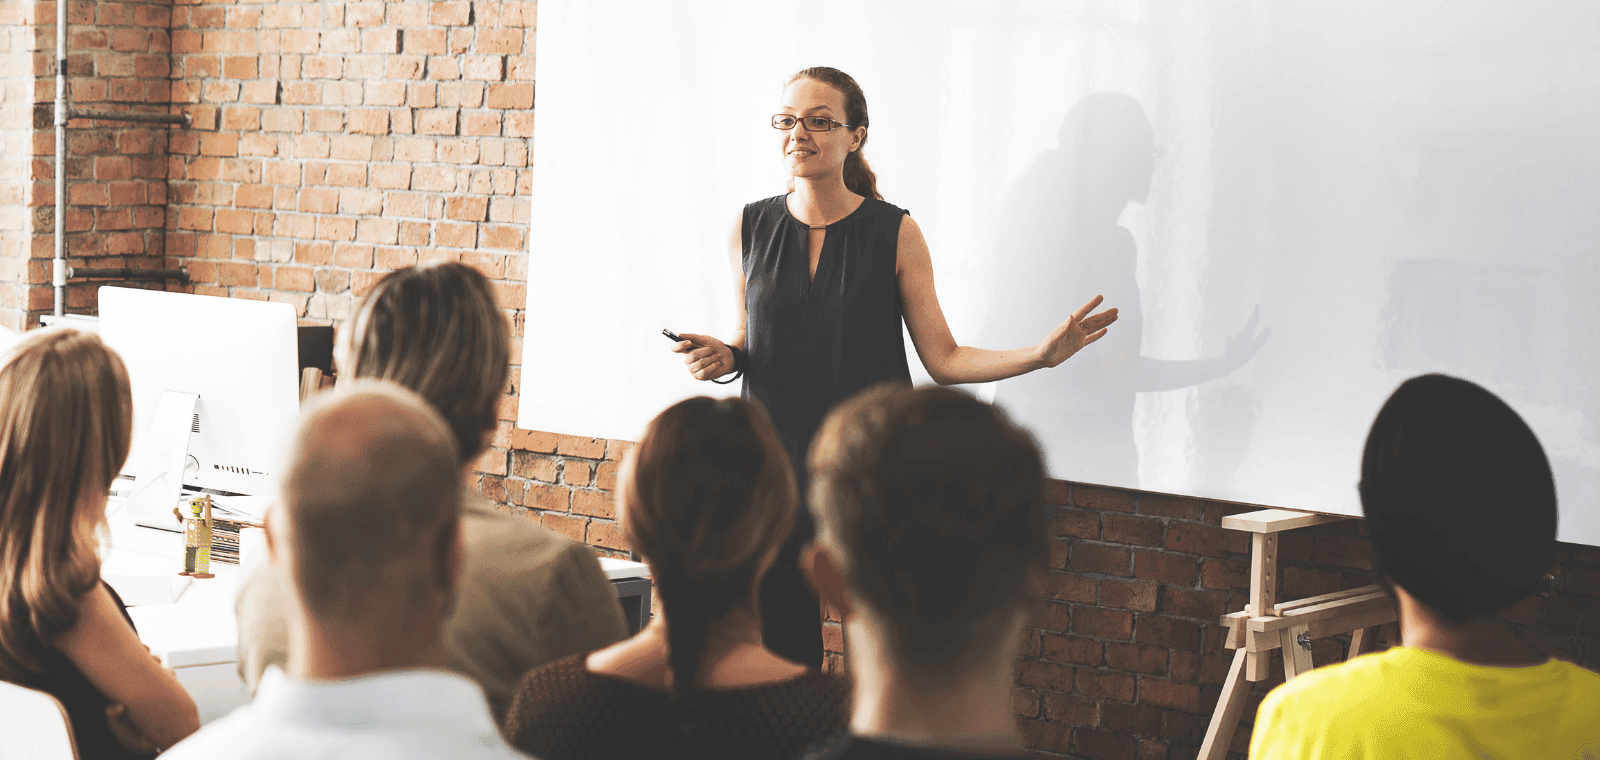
[98,288,300,528]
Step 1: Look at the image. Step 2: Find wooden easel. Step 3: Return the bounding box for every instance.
[1197,509,1399,760]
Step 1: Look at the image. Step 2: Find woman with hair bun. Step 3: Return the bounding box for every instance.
[502,396,848,760]
[670,66,1120,665]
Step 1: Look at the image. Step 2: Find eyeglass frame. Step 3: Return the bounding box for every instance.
[771,114,858,132]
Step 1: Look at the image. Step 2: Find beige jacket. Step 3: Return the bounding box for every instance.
[234,490,630,720]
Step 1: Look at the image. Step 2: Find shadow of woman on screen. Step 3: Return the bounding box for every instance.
[982,92,1268,487]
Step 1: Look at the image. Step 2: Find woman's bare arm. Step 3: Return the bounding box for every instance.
[898,215,1118,386]
[54,584,200,751]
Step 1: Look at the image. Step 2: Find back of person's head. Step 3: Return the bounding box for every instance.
[1360,373,1557,622]
[809,385,1047,683]
[336,261,509,463]
[0,329,132,680]
[622,397,796,691]
[278,381,463,626]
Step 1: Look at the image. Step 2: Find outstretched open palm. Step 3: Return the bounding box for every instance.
[1036,294,1119,368]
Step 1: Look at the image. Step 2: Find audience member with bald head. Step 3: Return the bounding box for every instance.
[165,383,527,760]
[235,262,627,719]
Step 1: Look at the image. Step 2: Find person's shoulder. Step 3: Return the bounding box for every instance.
[747,194,788,211]
[863,196,908,217]
[1260,647,1405,716]
[460,496,588,567]
[1552,658,1600,698]
[160,707,283,760]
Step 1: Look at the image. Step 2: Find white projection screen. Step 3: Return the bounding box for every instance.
[520,1,1600,546]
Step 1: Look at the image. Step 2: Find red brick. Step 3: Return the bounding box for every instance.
[1071,543,1130,576]
[1133,550,1197,585]
[1313,534,1373,570]
[1133,615,1202,652]
[1139,678,1202,713]
[539,512,584,542]
[511,452,559,482]
[1074,669,1135,702]
[1075,484,1136,513]
[571,490,614,519]
[1041,634,1102,666]
[1105,514,1164,547]
[1201,558,1250,590]
[1099,578,1160,612]
[1051,506,1100,539]
[1015,660,1073,691]
[1018,719,1072,755]
[1075,728,1137,760]
[214,209,254,234]
[1161,587,1231,620]
[1165,523,1248,558]
[1012,688,1040,719]
[587,520,628,551]
[216,261,258,287]
[1138,494,1203,519]
[430,2,471,25]
[1042,571,1097,604]
[1043,693,1097,725]
[1032,601,1071,633]
[1102,702,1164,738]
[1072,606,1133,640]
[446,195,488,221]
[1105,642,1168,676]
[273,265,314,292]
[1281,566,1342,599]
[485,82,534,109]
[522,483,569,512]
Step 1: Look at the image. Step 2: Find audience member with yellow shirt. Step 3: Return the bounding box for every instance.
[1250,374,1600,759]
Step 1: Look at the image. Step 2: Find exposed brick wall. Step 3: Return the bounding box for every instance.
[162,0,535,324]
[1007,482,1600,759]
[0,0,175,329]
[6,1,1599,758]
[0,0,37,330]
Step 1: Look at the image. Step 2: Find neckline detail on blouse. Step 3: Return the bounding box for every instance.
[783,192,869,229]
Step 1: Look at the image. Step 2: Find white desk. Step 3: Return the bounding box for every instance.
[100,501,653,723]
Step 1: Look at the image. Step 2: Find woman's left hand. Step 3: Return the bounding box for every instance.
[1035,295,1119,369]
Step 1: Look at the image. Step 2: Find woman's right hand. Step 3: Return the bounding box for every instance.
[671,333,735,381]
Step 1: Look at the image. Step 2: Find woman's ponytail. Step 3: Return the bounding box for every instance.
[622,397,798,695]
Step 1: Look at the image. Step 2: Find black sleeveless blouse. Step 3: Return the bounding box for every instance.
[741,194,913,495]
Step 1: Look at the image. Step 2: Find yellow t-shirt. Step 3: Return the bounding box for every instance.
[1250,646,1600,760]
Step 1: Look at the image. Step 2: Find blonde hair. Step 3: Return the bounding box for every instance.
[337,262,510,462]
[0,329,132,681]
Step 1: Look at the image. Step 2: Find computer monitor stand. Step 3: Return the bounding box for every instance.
[124,390,200,533]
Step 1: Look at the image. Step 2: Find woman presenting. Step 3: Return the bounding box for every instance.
[671,66,1118,667]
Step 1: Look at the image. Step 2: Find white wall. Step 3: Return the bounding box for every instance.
[520,0,1600,545]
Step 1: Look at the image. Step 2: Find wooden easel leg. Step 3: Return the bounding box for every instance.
[1279,625,1313,680]
[1348,625,1381,659]
[1198,648,1251,760]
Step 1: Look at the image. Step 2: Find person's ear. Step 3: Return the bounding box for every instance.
[801,541,853,620]
[264,507,280,564]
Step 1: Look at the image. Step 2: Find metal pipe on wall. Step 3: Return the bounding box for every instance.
[50,9,190,318]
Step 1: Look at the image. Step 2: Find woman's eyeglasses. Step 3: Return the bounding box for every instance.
[772,114,855,132]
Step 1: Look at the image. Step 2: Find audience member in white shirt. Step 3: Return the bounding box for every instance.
[163,382,529,760]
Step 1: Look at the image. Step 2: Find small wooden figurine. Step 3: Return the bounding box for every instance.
[180,494,215,579]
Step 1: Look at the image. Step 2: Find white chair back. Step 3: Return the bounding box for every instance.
[0,680,78,760]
